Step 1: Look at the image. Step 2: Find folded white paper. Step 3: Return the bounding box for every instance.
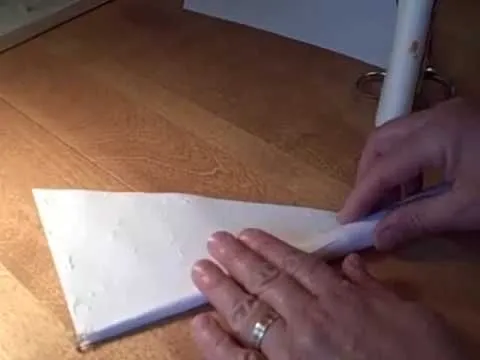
[32,189,376,348]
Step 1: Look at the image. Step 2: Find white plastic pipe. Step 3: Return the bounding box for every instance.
[375,0,435,126]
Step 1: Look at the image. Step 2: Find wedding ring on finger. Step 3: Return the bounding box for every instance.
[250,307,281,350]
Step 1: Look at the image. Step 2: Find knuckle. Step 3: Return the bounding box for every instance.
[281,251,307,275]
[291,254,339,288]
[248,261,282,294]
[299,254,329,278]
[230,295,257,330]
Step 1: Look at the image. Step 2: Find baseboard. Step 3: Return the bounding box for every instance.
[0,0,112,53]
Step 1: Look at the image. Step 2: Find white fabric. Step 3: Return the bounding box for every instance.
[32,189,378,347]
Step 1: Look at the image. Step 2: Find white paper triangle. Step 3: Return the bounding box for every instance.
[33,189,375,348]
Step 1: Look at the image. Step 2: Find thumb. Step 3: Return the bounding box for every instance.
[375,191,461,250]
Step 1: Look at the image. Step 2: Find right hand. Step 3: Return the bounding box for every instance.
[191,230,465,360]
[339,98,480,250]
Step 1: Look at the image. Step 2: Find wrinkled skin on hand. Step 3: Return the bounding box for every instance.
[190,230,464,360]
[340,98,480,249]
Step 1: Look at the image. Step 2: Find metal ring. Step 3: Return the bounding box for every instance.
[422,66,456,99]
[355,71,386,100]
[356,67,455,102]
[250,308,281,350]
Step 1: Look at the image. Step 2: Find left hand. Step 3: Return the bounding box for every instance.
[190,229,464,360]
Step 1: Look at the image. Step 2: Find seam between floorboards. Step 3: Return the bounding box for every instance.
[0,96,134,191]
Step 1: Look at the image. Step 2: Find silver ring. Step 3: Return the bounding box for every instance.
[250,309,280,350]
[355,71,387,99]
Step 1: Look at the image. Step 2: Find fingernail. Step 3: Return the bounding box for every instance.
[238,229,258,244]
[207,233,226,254]
[192,262,211,285]
[208,231,235,257]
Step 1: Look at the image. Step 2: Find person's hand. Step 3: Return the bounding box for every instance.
[339,98,480,250]
[190,230,464,360]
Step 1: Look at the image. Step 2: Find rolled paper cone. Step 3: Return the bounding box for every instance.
[376,0,435,126]
[313,183,451,260]
[313,211,386,260]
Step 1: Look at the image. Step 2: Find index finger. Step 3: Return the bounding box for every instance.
[238,229,343,299]
[338,130,444,223]
[206,232,313,318]
[356,111,428,184]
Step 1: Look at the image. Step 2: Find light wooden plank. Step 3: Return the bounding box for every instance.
[34,0,375,185]
[0,42,311,206]
[0,99,201,359]
[0,262,78,360]
[0,0,479,358]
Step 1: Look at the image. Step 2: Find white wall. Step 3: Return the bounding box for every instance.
[184,0,397,68]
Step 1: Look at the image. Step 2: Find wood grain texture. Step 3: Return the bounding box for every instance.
[0,0,479,358]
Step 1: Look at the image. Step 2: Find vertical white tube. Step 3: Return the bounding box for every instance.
[375,0,435,126]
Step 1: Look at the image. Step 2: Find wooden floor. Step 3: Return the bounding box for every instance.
[0,0,479,359]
